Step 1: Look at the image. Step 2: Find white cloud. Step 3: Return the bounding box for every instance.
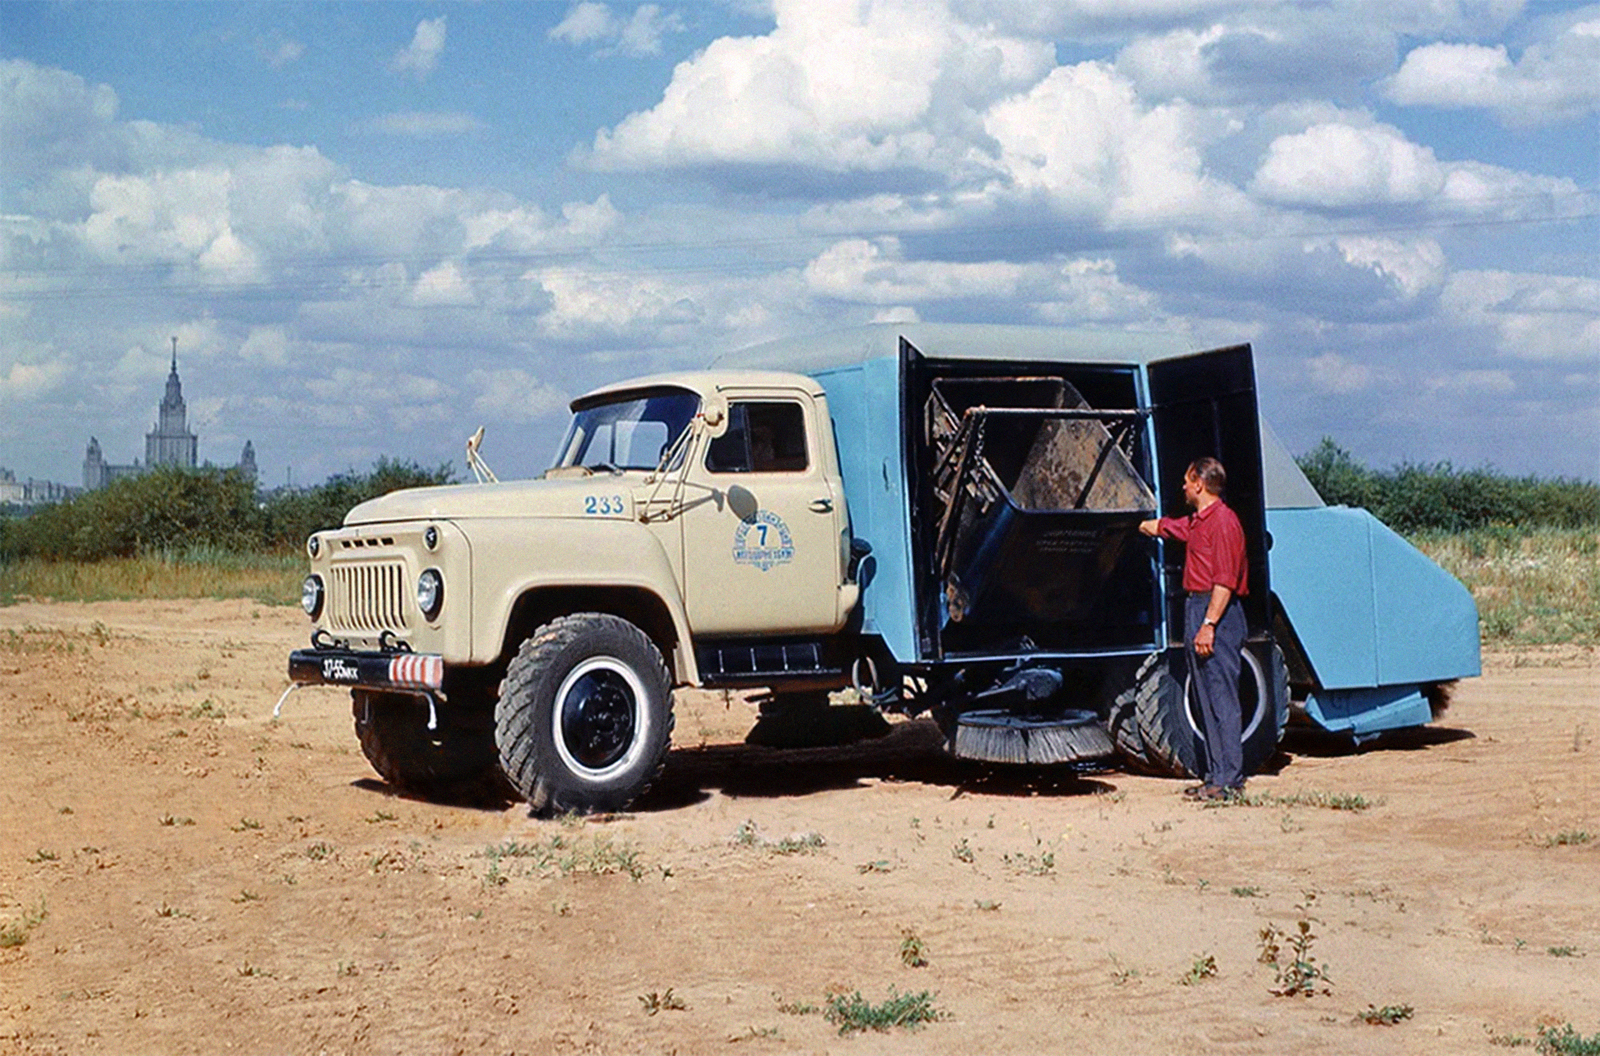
[1424,368,1516,397]
[390,17,447,79]
[363,111,486,138]
[551,3,685,57]
[1328,236,1446,301]
[802,237,1157,321]
[468,369,570,423]
[1387,16,1600,126]
[0,355,70,403]
[1440,271,1600,363]
[412,261,476,307]
[1306,352,1372,394]
[1252,123,1444,207]
[239,326,293,366]
[582,0,1053,177]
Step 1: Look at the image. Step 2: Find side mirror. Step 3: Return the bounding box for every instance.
[701,394,730,438]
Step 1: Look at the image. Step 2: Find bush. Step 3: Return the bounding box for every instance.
[1297,439,1599,533]
[260,457,455,550]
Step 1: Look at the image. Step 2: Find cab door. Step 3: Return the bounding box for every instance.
[678,392,850,635]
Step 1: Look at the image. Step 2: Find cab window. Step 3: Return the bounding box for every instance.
[706,402,809,474]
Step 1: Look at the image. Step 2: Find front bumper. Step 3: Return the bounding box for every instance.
[288,637,444,692]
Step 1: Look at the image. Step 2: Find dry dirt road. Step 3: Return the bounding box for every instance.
[1,599,1596,1056]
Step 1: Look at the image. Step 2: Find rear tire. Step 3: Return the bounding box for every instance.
[352,688,505,802]
[495,614,673,815]
[1110,644,1287,780]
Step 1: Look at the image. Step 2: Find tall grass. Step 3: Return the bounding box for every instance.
[1411,527,1598,646]
[0,547,304,605]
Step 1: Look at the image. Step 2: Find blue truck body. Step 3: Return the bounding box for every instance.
[729,323,1480,739]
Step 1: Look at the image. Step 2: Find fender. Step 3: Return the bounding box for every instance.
[458,517,699,683]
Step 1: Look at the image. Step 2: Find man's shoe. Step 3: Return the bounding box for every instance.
[1181,784,1208,799]
[1193,785,1234,802]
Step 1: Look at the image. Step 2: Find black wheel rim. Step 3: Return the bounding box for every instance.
[559,668,637,771]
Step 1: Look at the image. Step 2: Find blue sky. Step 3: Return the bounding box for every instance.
[3,0,1597,488]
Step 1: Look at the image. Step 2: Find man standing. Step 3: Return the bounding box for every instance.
[1138,457,1250,800]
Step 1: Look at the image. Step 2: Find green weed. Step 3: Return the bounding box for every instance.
[1261,919,1332,997]
[823,988,946,1035]
[1547,946,1581,957]
[159,814,196,827]
[638,988,688,1015]
[731,820,825,855]
[1220,789,1382,812]
[899,929,929,968]
[1542,831,1594,847]
[1359,1004,1415,1025]
[1538,1024,1600,1055]
[952,837,974,863]
[1181,954,1218,986]
[480,833,646,880]
[0,899,48,948]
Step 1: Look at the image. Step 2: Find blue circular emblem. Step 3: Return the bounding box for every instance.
[732,510,795,572]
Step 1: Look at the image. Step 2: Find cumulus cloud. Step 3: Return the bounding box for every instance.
[1306,352,1373,394]
[550,3,685,57]
[1439,270,1600,362]
[581,0,1053,179]
[1386,15,1600,126]
[469,369,569,423]
[1252,123,1444,207]
[390,16,447,79]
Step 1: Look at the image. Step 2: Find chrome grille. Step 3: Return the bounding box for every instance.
[328,561,409,633]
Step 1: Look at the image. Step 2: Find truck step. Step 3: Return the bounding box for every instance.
[696,639,842,686]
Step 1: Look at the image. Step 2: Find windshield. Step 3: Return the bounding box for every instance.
[553,389,700,471]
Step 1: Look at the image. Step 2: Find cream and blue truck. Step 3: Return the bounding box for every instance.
[287,323,1481,813]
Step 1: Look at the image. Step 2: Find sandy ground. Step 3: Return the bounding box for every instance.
[1,599,1596,1056]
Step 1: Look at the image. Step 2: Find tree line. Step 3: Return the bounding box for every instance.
[0,459,454,562]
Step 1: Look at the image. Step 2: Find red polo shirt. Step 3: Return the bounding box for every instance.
[1158,499,1249,596]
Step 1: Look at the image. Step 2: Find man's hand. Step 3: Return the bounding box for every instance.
[1138,518,1160,537]
[1193,623,1215,657]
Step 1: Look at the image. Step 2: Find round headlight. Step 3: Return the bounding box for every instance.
[301,574,324,619]
[416,568,444,620]
[424,525,439,550]
[307,535,321,558]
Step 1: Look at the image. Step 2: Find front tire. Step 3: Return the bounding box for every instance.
[1110,644,1287,780]
[352,688,504,802]
[495,614,673,815]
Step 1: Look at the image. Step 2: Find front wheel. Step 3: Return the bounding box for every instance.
[1110,644,1287,780]
[495,614,673,815]
[352,688,505,803]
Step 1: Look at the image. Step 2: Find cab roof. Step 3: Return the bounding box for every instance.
[572,369,822,411]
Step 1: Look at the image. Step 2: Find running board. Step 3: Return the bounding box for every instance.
[696,639,843,686]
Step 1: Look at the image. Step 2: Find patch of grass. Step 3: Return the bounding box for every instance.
[232,890,261,904]
[1219,789,1383,812]
[231,817,263,832]
[1231,886,1264,898]
[899,929,929,968]
[26,849,59,863]
[952,838,974,863]
[0,550,304,606]
[776,998,819,1016]
[973,899,1001,912]
[1547,946,1581,957]
[638,988,688,1015]
[236,961,275,978]
[365,810,398,824]
[1001,841,1056,876]
[1412,528,1599,646]
[305,842,334,861]
[154,903,192,919]
[159,814,196,827]
[1538,1024,1600,1055]
[1541,831,1594,847]
[855,860,892,874]
[731,820,825,855]
[187,699,226,720]
[479,833,646,881]
[1358,1004,1415,1025]
[0,898,48,948]
[1181,954,1217,986]
[822,988,946,1035]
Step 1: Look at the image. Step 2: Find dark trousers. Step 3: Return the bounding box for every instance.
[1184,593,1247,789]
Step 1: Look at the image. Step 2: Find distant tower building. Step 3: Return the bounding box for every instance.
[239,440,257,485]
[146,337,198,469]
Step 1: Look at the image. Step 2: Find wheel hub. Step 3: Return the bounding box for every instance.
[559,669,637,771]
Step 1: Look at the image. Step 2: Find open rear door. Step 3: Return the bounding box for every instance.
[1146,344,1270,637]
